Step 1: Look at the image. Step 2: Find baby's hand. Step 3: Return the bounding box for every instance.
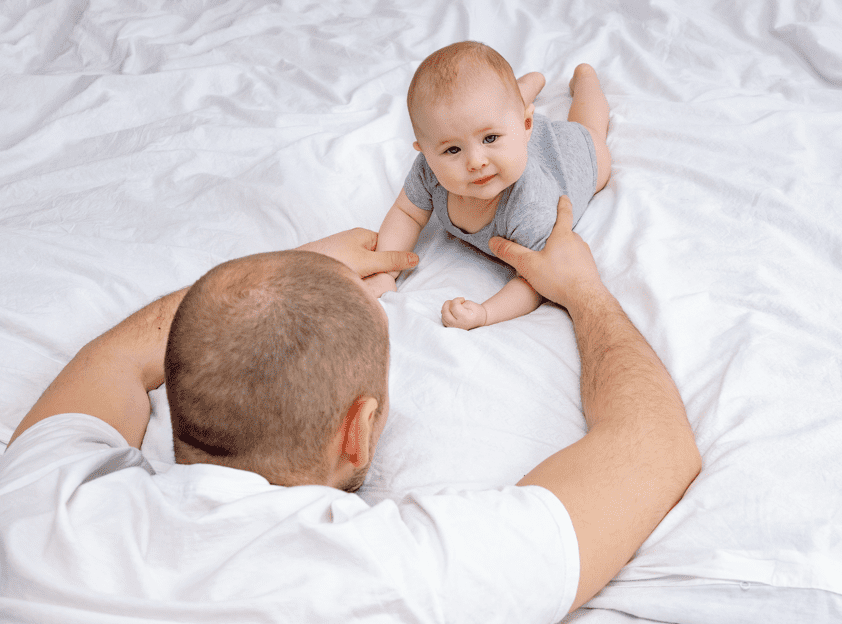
[441,297,488,330]
[363,272,397,299]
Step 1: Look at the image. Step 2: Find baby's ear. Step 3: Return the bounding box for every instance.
[413,141,421,152]
[524,103,535,130]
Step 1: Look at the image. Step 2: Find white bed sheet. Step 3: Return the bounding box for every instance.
[1,1,841,622]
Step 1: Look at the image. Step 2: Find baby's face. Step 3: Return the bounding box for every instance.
[413,71,531,202]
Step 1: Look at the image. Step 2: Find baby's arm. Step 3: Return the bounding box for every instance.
[437,72,547,328]
[365,188,431,297]
[442,276,543,330]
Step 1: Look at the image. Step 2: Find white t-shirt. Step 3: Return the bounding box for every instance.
[0,414,579,623]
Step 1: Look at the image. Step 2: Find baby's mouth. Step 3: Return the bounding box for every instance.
[472,174,496,185]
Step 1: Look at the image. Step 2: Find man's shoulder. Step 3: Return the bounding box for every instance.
[1,413,126,467]
[389,485,579,620]
[0,413,153,495]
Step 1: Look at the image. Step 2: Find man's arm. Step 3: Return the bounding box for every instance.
[489,196,702,612]
[8,287,188,448]
[8,229,418,449]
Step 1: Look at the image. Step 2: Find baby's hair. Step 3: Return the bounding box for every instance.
[407,40,523,133]
[165,250,389,485]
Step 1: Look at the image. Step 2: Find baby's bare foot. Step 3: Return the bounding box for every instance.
[517,72,546,106]
[569,63,598,95]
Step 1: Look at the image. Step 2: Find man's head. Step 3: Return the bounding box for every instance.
[407,41,533,201]
[164,250,390,492]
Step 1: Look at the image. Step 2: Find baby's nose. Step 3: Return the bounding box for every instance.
[467,148,488,171]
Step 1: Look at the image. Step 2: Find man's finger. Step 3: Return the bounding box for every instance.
[546,196,574,246]
[489,235,529,269]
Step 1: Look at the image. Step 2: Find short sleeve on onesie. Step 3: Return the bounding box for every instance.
[403,114,597,256]
[403,149,447,213]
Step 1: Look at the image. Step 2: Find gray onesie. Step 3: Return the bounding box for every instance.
[404,114,597,256]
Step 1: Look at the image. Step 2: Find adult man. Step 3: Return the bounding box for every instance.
[1,197,701,622]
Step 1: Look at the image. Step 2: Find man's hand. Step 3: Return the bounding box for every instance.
[441,297,488,330]
[489,196,604,311]
[298,228,418,279]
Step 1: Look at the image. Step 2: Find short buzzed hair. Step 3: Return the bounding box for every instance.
[407,41,523,134]
[164,250,389,484]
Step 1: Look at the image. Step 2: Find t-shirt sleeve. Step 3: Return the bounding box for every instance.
[0,414,153,490]
[402,153,436,211]
[396,484,580,622]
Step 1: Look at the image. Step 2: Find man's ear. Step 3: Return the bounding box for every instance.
[413,141,422,152]
[339,396,378,467]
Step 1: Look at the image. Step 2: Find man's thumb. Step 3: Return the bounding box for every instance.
[489,236,527,268]
[377,250,419,274]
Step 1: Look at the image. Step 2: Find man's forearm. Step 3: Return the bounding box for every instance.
[570,285,700,518]
[9,287,188,448]
[490,196,701,612]
[570,287,690,438]
[116,287,189,391]
[10,228,421,450]
[521,284,701,610]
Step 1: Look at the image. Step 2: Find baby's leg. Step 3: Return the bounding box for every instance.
[517,72,546,107]
[568,64,611,192]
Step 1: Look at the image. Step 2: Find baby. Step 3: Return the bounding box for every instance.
[366,41,611,330]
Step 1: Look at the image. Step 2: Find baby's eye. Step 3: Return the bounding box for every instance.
[444,146,461,155]
[483,135,498,144]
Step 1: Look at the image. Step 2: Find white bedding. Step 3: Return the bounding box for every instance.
[1,1,841,622]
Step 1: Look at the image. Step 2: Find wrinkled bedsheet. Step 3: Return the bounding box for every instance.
[1,1,841,622]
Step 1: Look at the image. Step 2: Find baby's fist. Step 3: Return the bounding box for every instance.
[441,297,488,330]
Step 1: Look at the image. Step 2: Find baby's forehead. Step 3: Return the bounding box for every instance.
[422,62,515,105]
